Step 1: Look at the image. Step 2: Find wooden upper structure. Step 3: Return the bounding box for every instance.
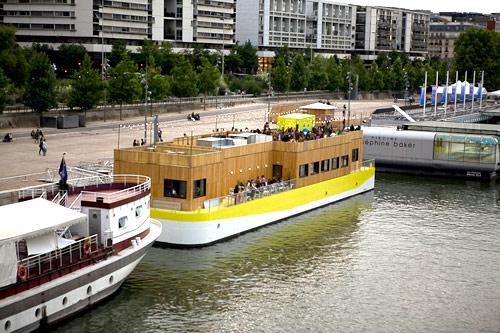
[114,130,364,211]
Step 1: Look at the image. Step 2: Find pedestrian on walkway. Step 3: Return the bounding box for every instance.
[38,138,44,155]
[42,139,48,156]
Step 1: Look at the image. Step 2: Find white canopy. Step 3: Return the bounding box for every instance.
[489,90,500,97]
[0,198,87,244]
[435,81,487,95]
[300,102,337,110]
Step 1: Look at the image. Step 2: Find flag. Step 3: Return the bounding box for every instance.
[58,157,67,183]
[432,86,437,106]
[441,86,446,105]
[477,84,482,100]
[419,87,425,107]
[468,84,474,101]
[450,85,456,103]
[460,83,466,101]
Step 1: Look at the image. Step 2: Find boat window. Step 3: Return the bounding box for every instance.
[135,205,142,217]
[433,134,450,160]
[332,157,339,169]
[321,159,329,172]
[193,179,206,198]
[464,136,480,163]
[341,155,349,167]
[299,164,308,177]
[164,179,187,199]
[118,216,128,229]
[310,161,320,175]
[480,136,497,164]
[352,148,359,162]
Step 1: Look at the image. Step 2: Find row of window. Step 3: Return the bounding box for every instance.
[164,178,206,199]
[102,13,148,23]
[4,10,74,17]
[299,149,358,178]
[103,1,148,11]
[5,0,75,4]
[13,23,75,30]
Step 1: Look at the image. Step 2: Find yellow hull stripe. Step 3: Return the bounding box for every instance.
[151,167,375,222]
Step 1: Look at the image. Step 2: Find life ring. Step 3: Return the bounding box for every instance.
[83,239,92,256]
[17,264,28,281]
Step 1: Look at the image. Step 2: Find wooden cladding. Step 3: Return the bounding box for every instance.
[114,131,363,211]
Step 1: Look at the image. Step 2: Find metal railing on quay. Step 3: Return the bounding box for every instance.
[18,234,98,280]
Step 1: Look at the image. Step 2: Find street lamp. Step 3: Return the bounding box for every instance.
[220,17,225,77]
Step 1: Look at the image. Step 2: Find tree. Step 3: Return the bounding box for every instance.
[454,29,500,90]
[270,57,289,93]
[56,44,87,78]
[225,46,243,74]
[146,63,171,101]
[368,63,384,91]
[308,56,328,90]
[0,25,27,87]
[325,57,343,92]
[108,55,142,120]
[108,40,129,68]
[0,68,9,113]
[24,52,57,114]
[67,54,103,117]
[171,57,198,97]
[157,42,178,75]
[290,54,308,91]
[197,57,220,109]
[239,40,258,74]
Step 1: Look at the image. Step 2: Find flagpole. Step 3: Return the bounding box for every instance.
[479,70,484,110]
[454,71,458,113]
[423,72,427,117]
[434,71,438,117]
[471,70,476,113]
[463,71,467,111]
[444,71,449,117]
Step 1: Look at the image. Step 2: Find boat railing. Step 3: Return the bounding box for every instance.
[80,175,151,204]
[202,159,375,211]
[69,192,82,210]
[17,234,98,282]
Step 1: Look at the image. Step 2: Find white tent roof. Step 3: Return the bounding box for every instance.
[300,102,337,110]
[0,198,87,244]
[489,90,500,97]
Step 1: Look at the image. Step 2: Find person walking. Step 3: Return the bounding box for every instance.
[42,139,48,156]
[38,138,44,155]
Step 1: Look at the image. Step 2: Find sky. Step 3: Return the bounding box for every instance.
[346,0,499,14]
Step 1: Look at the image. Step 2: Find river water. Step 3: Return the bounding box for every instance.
[55,174,500,333]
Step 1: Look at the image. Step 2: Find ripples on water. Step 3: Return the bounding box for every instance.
[55,174,500,333]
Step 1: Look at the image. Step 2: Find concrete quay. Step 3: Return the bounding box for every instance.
[0,100,393,190]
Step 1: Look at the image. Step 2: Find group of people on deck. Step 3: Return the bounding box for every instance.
[233,175,287,204]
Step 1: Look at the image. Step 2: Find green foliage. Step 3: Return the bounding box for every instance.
[108,55,142,105]
[325,57,343,92]
[368,63,384,91]
[308,56,328,90]
[56,44,87,78]
[224,41,258,74]
[290,54,308,91]
[68,54,103,111]
[239,41,258,74]
[270,57,290,93]
[24,52,57,113]
[0,25,27,87]
[197,57,220,96]
[146,65,171,101]
[171,57,198,97]
[157,42,178,75]
[454,29,500,90]
[0,68,9,113]
[274,45,292,66]
[108,40,129,68]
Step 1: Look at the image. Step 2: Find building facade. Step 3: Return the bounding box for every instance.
[428,21,480,59]
[355,6,430,60]
[0,0,236,53]
[236,0,356,55]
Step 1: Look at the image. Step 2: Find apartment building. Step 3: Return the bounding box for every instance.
[0,0,158,53]
[0,0,236,53]
[355,6,430,60]
[236,0,356,53]
[156,0,235,47]
[428,20,480,59]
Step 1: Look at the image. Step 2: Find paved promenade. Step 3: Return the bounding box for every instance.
[0,100,392,188]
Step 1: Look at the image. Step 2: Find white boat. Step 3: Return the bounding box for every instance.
[0,174,161,333]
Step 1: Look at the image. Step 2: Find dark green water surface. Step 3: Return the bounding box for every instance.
[55,174,500,332]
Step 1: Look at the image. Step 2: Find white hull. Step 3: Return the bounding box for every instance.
[0,220,161,333]
[156,176,375,246]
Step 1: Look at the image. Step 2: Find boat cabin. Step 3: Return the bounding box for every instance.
[114,128,364,212]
